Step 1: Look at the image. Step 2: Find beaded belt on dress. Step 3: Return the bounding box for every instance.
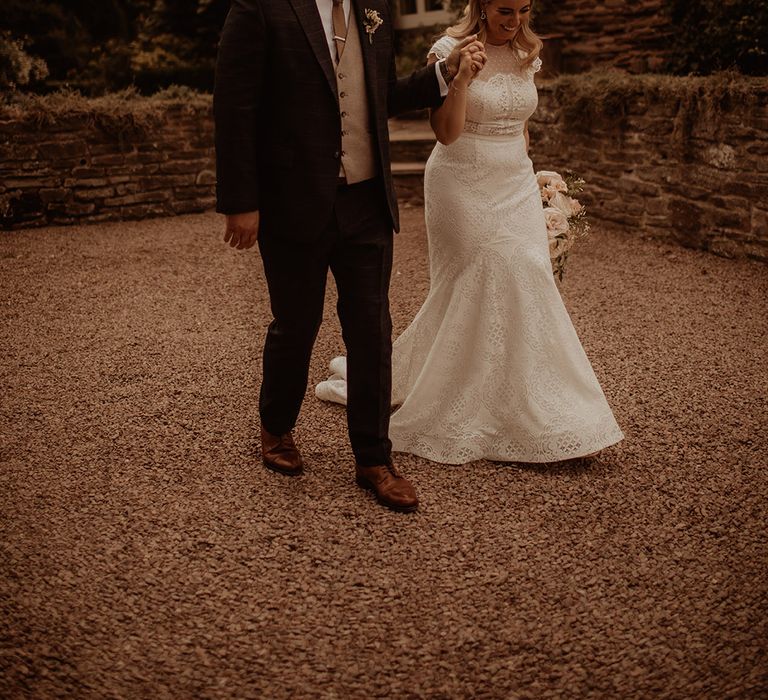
[463,120,525,137]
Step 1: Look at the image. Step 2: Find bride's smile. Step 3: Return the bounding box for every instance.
[483,0,532,45]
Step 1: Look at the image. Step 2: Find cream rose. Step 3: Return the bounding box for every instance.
[537,170,567,189]
[544,207,571,258]
[536,170,565,185]
[544,206,569,235]
[549,192,583,218]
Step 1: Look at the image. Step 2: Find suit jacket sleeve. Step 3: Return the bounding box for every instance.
[213,0,266,215]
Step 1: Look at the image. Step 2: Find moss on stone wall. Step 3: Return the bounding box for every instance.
[550,70,767,141]
[0,85,211,133]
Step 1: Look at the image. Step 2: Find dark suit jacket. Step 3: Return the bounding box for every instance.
[213,0,444,238]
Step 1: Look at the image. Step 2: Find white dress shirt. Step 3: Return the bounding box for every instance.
[314,0,449,95]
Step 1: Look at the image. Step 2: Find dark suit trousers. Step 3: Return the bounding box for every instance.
[257,178,393,466]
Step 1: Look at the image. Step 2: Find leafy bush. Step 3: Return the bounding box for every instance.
[0,31,48,89]
[0,0,229,94]
[395,29,446,77]
[665,0,767,75]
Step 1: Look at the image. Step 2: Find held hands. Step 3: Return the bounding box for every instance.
[224,210,260,249]
[446,35,487,88]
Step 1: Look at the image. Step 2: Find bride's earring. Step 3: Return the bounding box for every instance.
[480,10,487,20]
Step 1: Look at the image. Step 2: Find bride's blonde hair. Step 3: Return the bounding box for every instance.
[446,0,543,68]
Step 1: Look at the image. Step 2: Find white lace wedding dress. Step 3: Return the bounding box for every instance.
[316,37,624,464]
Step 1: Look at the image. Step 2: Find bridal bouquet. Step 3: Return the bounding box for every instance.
[536,170,590,281]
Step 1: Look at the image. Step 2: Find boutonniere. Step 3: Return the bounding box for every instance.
[363,9,383,44]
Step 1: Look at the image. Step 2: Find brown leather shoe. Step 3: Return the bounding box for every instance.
[355,464,419,513]
[261,424,304,476]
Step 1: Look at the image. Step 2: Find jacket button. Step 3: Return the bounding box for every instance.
[334,150,340,158]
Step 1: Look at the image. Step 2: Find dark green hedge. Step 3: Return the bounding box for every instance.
[666,0,768,75]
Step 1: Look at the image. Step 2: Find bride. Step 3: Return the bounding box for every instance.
[317,0,624,465]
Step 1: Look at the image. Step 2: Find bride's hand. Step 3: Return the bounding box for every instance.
[445,35,486,85]
[455,43,483,88]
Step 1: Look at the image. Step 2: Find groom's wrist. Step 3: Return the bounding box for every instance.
[439,59,457,84]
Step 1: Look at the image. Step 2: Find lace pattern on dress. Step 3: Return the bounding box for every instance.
[463,120,525,136]
[316,36,623,466]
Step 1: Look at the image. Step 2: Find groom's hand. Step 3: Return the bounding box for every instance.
[445,35,487,82]
[224,211,260,249]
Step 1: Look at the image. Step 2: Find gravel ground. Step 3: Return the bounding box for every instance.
[1,208,766,699]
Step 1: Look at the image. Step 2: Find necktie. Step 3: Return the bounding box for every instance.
[332,0,347,62]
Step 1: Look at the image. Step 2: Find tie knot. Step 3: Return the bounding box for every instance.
[332,0,343,4]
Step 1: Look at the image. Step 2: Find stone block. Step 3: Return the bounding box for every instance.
[174,150,211,161]
[64,202,97,215]
[195,169,217,186]
[40,188,70,204]
[18,161,47,172]
[643,197,668,216]
[159,160,208,175]
[139,174,193,190]
[74,186,115,201]
[171,198,215,214]
[90,154,126,166]
[668,198,705,248]
[37,140,88,160]
[751,207,768,237]
[114,183,141,196]
[708,237,740,258]
[72,166,106,178]
[121,203,173,219]
[709,208,751,233]
[104,191,171,207]
[124,151,166,165]
[173,186,214,201]
[0,144,37,161]
[63,177,109,188]
[109,164,160,177]
[3,176,63,189]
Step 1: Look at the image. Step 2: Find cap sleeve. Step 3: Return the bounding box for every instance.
[428,35,459,61]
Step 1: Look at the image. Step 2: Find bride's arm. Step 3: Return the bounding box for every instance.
[428,52,474,146]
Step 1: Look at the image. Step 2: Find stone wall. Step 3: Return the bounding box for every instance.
[2,79,767,262]
[0,103,215,229]
[528,77,768,262]
[537,0,672,74]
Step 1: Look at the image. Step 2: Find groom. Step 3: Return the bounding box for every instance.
[214,0,484,512]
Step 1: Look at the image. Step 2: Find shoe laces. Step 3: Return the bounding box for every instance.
[386,463,402,479]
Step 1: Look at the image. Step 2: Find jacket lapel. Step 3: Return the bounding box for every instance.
[352,0,381,114]
[288,0,338,102]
